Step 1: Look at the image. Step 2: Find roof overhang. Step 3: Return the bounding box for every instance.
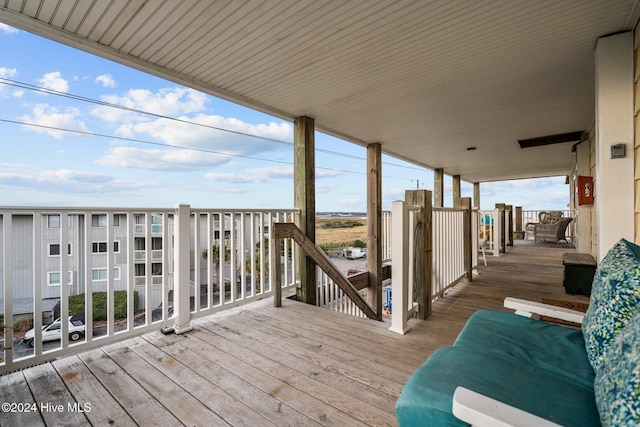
[1,1,638,183]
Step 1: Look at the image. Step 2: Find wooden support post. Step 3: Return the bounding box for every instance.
[515,206,523,233]
[294,116,316,305]
[495,203,506,253]
[453,175,461,200]
[473,182,481,209]
[434,168,444,208]
[367,143,382,317]
[455,197,473,281]
[506,205,513,246]
[405,189,433,319]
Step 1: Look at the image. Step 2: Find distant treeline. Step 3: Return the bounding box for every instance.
[320,220,365,229]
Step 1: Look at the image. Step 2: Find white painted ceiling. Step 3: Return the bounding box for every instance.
[1,0,638,183]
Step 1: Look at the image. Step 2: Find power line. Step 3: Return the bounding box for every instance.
[0,77,428,171]
[0,118,374,176]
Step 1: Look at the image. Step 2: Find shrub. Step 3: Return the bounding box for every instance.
[13,318,33,333]
[68,291,139,321]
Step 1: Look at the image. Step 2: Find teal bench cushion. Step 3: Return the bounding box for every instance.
[395,346,600,427]
[583,238,640,372]
[454,310,594,386]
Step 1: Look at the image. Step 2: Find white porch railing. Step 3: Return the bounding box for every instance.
[389,197,474,334]
[316,269,366,318]
[315,210,391,317]
[478,209,502,255]
[0,205,297,373]
[432,208,466,298]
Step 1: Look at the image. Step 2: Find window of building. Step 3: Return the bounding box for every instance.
[48,215,60,228]
[92,241,119,253]
[151,237,162,250]
[92,214,107,227]
[113,214,120,227]
[134,237,145,251]
[48,243,72,256]
[48,271,73,286]
[152,263,162,276]
[92,267,120,281]
[134,263,146,277]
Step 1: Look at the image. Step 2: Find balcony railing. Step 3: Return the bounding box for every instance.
[0,206,297,373]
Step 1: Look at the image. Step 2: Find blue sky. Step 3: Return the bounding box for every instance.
[0,23,570,212]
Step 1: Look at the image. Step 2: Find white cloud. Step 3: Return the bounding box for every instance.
[204,172,265,184]
[119,114,291,155]
[0,67,19,97]
[0,23,18,34]
[316,169,343,178]
[92,87,207,122]
[0,67,17,78]
[0,169,131,194]
[95,74,116,88]
[0,162,32,170]
[38,71,69,93]
[316,183,339,193]
[246,165,293,179]
[20,104,89,139]
[97,146,232,170]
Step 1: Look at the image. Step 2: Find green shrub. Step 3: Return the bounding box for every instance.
[13,318,33,333]
[353,239,366,248]
[68,291,139,321]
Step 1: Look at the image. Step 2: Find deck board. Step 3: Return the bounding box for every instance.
[0,241,589,426]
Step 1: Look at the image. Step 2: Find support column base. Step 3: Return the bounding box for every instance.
[173,323,193,334]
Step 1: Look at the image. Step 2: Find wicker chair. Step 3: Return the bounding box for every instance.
[534,214,573,243]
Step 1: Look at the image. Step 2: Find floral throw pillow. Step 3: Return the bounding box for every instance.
[594,309,640,426]
[582,238,640,372]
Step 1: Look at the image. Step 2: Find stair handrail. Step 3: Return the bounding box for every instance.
[272,222,380,320]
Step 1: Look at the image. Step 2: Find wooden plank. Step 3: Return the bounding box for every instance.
[138,334,322,427]
[100,340,233,427]
[234,306,419,380]
[230,311,407,396]
[204,314,398,419]
[77,348,183,426]
[259,300,434,366]
[168,325,373,426]
[52,355,136,426]
[22,363,88,427]
[0,371,43,427]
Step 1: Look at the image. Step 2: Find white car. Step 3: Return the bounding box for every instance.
[23,315,85,347]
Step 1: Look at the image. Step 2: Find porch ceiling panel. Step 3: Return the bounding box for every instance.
[0,0,637,183]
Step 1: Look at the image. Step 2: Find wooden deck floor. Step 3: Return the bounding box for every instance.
[0,240,589,426]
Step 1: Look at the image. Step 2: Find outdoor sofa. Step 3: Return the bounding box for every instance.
[534,216,573,243]
[396,238,640,426]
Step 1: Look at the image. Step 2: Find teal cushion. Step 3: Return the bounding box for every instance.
[395,346,600,427]
[594,310,640,426]
[583,238,640,371]
[454,310,593,386]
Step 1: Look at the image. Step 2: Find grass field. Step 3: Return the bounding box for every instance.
[315,217,367,246]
